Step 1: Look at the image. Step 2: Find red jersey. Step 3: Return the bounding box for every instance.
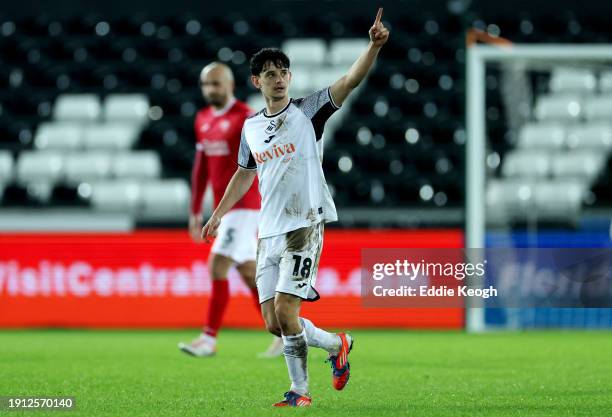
[190,98,260,215]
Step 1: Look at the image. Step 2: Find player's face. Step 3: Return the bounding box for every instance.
[200,68,232,107]
[252,62,291,101]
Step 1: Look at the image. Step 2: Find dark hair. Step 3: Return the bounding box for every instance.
[249,48,290,76]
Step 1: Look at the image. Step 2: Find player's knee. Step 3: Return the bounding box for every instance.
[265,322,282,337]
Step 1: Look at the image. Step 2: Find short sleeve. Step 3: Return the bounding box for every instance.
[295,87,341,141]
[237,127,257,169]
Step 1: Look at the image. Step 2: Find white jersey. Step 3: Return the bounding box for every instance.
[238,87,339,238]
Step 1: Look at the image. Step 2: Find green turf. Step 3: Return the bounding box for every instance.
[1,329,611,416]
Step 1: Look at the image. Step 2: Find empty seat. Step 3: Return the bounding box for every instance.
[532,180,585,220]
[550,151,605,180]
[501,151,550,178]
[113,152,161,179]
[82,123,141,150]
[288,65,316,96]
[566,123,612,149]
[34,122,83,150]
[16,151,64,184]
[486,180,534,223]
[140,179,190,219]
[91,180,141,213]
[247,94,266,113]
[517,123,565,149]
[64,153,113,184]
[583,96,612,120]
[549,68,596,93]
[534,94,582,121]
[53,94,102,122]
[329,39,369,65]
[282,39,327,66]
[103,94,149,123]
[313,67,347,90]
[598,71,612,93]
[0,151,14,183]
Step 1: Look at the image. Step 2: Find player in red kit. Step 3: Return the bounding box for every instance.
[178,62,283,357]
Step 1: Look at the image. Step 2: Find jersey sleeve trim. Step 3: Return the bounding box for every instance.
[327,87,341,110]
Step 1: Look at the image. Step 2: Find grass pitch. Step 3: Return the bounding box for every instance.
[1,329,611,416]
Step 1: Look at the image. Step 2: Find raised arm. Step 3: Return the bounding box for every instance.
[201,167,257,241]
[329,7,389,107]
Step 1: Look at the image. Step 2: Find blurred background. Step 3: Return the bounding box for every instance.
[1,0,612,331]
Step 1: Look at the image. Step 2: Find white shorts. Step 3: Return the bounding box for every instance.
[255,222,324,304]
[210,209,258,264]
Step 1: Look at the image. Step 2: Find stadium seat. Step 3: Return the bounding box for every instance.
[64,152,113,184]
[282,39,327,66]
[16,151,64,185]
[140,179,190,220]
[112,151,161,179]
[247,94,266,113]
[103,94,149,123]
[91,180,141,213]
[549,68,596,93]
[565,123,612,149]
[534,94,582,121]
[517,122,565,149]
[550,151,605,181]
[501,151,550,178]
[583,96,612,120]
[598,71,612,93]
[34,122,83,150]
[53,94,102,122]
[329,39,370,65]
[486,179,533,223]
[82,123,141,150]
[532,180,585,221]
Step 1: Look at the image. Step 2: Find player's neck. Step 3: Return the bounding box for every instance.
[211,96,236,115]
[265,96,290,116]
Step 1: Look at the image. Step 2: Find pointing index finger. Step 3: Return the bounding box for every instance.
[374,7,383,25]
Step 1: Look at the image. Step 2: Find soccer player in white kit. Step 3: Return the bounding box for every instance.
[202,8,389,407]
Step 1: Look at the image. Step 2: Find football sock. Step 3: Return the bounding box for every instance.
[282,329,309,395]
[300,317,342,354]
[204,279,230,337]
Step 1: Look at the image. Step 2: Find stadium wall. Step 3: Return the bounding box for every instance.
[0,229,464,329]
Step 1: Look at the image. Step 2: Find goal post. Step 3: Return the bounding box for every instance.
[465,43,612,332]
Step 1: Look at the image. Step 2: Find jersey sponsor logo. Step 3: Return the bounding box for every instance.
[253,143,296,164]
[200,139,230,156]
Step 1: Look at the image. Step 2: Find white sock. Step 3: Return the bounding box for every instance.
[300,317,341,355]
[282,330,309,395]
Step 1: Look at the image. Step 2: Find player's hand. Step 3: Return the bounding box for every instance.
[369,7,389,48]
[189,213,203,243]
[201,214,222,243]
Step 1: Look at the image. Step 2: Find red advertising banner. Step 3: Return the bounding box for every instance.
[0,229,464,329]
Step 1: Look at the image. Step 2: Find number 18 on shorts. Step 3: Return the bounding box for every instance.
[256,223,324,303]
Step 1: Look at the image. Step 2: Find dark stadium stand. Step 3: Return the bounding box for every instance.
[1,10,611,217]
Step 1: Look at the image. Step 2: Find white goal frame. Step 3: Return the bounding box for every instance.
[465,44,612,332]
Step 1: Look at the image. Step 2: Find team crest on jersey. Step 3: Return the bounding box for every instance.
[219,120,230,132]
[200,123,210,132]
[264,115,287,135]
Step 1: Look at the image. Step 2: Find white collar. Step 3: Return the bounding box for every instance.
[212,97,236,116]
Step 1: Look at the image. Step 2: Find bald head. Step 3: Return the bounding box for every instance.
[199,62,235,109]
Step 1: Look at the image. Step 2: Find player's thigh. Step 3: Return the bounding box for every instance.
[254,237,280,305]
[208,252,233,280]
[277,223,324,301]
[236,260,256,288]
